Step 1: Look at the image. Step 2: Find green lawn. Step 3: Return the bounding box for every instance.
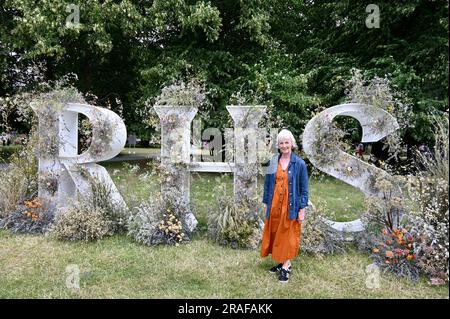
[0,162,448,299]
[105,162,365,224]
[309,176,365,222]
[0,231,448,299]
[119,147,160,156]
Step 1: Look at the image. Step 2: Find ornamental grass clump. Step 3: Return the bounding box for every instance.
[361,176,404,233]
[405,212,449,285]
[208,175,263,249]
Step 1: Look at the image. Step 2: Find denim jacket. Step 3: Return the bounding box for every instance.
[262,152,309,220]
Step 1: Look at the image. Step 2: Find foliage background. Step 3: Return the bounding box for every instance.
[1,0,448,148]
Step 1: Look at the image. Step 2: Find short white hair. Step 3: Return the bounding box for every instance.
[276,129,297,149]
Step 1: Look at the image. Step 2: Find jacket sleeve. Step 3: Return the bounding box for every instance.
[263,172,270,204]
[298,160,309,209]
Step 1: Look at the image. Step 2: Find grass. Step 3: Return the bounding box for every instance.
[0,230,448,299]
[104,162,365,224]
[0,161,448,299]
[309,175,365,222]
[119,147,160,156]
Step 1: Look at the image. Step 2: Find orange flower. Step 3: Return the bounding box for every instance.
[373,248,380,253]
[385,250,394,258]
[406,254,414,261]
[24,198,42,209]
[397,233,404,240]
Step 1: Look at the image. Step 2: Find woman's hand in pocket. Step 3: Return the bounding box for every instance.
[297,208,305,223]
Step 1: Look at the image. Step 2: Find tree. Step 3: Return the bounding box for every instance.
[1,0,448,148]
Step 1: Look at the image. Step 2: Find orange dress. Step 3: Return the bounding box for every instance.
[260,161,302,263]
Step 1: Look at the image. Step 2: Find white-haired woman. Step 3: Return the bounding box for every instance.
[260,129,309,283]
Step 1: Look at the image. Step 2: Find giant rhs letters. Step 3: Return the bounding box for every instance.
[32,101,400,233]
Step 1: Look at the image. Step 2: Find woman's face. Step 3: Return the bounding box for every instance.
[278,138,292,154]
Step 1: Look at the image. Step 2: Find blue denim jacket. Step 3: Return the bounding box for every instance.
[262,152,309,220]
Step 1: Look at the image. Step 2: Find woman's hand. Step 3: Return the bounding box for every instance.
[297,208,305,223]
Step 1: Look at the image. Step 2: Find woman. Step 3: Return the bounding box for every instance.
[260,129,309,283]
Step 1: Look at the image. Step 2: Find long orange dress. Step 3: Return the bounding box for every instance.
[260,161,302,263]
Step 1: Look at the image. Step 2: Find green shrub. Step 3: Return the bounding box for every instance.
[0,145,23,162]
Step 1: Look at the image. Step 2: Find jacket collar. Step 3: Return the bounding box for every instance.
[277,151,297,163]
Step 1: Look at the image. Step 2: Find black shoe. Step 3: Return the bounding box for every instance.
[268,263,283,273]
[278,267,291,283]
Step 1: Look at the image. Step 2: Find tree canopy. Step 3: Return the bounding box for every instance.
[1,0,448,145]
